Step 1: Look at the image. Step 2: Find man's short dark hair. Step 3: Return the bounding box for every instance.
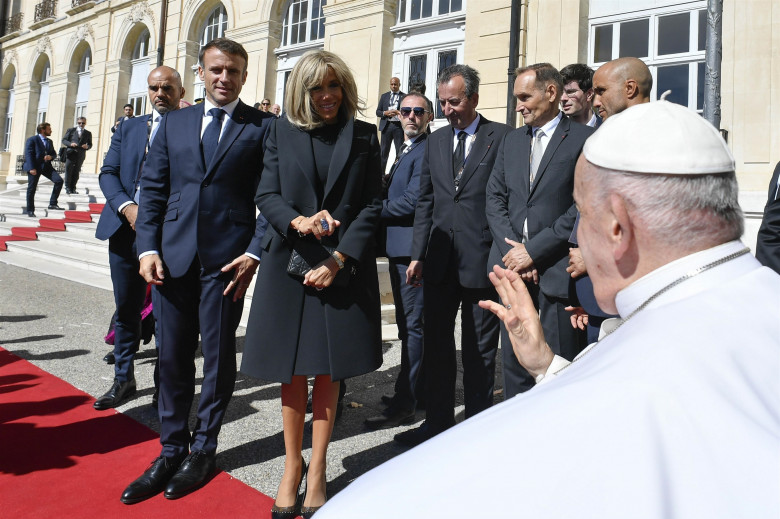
[77,117,86,123]
[124,103,133,110]
[560,63,595,92]
[515,63,564,95]
[198,38,249,72]
[437,64,480,98]
[404,91,434,113]
[37,122,50,133]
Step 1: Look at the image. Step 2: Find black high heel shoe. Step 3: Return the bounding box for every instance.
[300,476,327,519]
[271,458,307,519]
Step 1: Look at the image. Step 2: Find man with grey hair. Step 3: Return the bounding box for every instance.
[487,62,594,399]
[317,101,780,518]
[397,64,512,446]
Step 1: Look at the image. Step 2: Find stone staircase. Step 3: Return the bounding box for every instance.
[0,173,398,339]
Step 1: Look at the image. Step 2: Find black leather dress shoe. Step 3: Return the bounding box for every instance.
[151,389,159,410]
[121,455,184,504]
[48,204,64,210]
[164,450,216,499]
[364,406,415,430]
[93,378,136,410]
[103,352,115,364]
[393,421,451,447]
[26,211,36,217]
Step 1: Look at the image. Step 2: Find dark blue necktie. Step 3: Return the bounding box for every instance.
[202,107,224,168]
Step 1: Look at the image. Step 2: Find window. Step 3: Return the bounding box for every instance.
[280,0,326,47]
[37,61,50,125]
[129,29,150,115]
[201,5,228,47]
[3,73,14,152]
[590,4,707,112]
[397,0,463,23]
[75,48,91,124]
[194,5,229,101]
[434,49,457,118]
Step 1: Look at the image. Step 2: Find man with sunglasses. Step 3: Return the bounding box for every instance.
[61,117,92,194]
[365,93,433,430]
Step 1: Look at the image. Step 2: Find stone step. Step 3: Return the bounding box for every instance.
[61,221,102,238]
[4,238,111,276]
[36,228,107,253]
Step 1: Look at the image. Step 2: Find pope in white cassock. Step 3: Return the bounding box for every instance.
[317,101,780,518]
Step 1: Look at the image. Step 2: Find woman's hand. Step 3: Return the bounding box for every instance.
[303,257,339,289]
[291,210,341,240]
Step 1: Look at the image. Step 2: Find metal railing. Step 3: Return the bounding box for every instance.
[5,12,23,33]
[34,0,57,23]
[71,0,92,8]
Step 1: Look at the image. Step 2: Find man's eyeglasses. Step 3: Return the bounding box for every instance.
[261,102,270,106]
[77,122,86,125]
[399,107,430,118]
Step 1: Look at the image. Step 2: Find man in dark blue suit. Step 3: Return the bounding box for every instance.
[94,66,185,412]
[124,39,274,504]
[486,63,594,398]
[23,122,63,217]
[376,77,405,171]
[365,92,432,430]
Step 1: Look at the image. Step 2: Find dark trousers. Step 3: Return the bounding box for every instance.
[388,257,425,412]
[501,284,587,398]
[26,168,63,212]
[152,257,244,457]
[422,267,500,431]
[380,121,404,171]
[64,154,85,192]
[108,224,147,383]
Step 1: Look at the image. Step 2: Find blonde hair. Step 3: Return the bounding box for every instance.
[285,50,365,130]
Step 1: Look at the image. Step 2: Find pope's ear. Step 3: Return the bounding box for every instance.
[609,193,633,261]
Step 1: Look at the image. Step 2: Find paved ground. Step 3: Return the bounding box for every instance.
[0,262,504,501]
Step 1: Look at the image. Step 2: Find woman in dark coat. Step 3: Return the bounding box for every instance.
[241,50,382,518]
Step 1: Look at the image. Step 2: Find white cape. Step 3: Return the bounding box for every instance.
[319,242,780,518]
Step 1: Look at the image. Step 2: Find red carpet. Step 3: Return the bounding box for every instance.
[0,348,275,518]
[0,205,103,251]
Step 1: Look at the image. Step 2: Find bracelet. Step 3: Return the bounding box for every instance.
[331,251,345,270]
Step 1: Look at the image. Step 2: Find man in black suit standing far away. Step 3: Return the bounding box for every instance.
[61,117,93,194]
[486,63,594,399]
[376,77,406,170]
[397,64,512,446]
[123,38,274,504]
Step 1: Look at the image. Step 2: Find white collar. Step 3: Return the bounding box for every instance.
[614,240,748,317]
[454,113,481,137]
[532,111,562,136]
[203,97,240,118]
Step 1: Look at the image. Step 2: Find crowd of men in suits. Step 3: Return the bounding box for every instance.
[21,38,777,506]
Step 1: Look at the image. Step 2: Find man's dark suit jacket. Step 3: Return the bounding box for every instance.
[412,115,513,288]
[23,134,55,173]
[375,90,406,132]
[756,161,780,275]
[96,115,151,240]
[383,133,427,258]
[135,101,273,276]
[62,126,93,157]
[486,115,594,299]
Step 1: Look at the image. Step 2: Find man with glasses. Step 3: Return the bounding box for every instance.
[260,98,271,112]
[365,92,433,430]
[61,117,93,194]
[560,63,600,127]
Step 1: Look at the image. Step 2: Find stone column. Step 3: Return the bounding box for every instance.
[322,0,398,123]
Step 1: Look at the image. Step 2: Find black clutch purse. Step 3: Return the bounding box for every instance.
[287,239,352,288]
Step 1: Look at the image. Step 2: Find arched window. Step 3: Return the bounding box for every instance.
[194,5,229,100]
[129,28,150,115]
[3,72,15,151]
[397,0,463,23]
[37,60,50,125]
[75,48,91,122]
[280,0,326,47]
[201,5,228,47]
